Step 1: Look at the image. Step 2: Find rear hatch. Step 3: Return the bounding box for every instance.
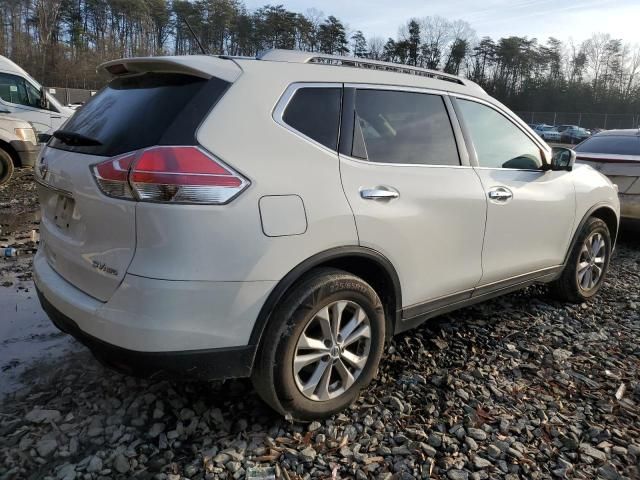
[36,57,240,301]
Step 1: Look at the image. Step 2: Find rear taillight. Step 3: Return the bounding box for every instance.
[91,146,249,204]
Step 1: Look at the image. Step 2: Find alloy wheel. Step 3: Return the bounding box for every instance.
[577,232,606,292]
[293,300,371,401]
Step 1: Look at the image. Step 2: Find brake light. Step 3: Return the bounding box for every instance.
[91,146,249,204]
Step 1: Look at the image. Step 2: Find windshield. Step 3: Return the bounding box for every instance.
[575,135,640,156]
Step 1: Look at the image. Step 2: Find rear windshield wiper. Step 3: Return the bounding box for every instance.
[53,130,102,147]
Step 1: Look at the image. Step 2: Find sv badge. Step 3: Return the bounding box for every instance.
[92,260,118,276]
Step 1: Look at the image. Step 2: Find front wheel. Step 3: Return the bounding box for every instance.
[550,217,611,303]
[252,268,386,421]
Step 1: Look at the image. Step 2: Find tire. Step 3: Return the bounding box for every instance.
[550,217,611,303]
[0,148,15,186]
[252,268,386,421]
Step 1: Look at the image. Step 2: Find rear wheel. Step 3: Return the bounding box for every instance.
[252,268,385,421]
[550,217,611,303]
[0,148,15,186]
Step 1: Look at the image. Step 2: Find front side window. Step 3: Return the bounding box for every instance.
[353,89,460,166]
[0,72,41,108]
[282,87,341,150]
[458,99,543,170]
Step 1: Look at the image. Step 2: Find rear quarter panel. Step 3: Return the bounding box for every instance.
[127,61,359,282]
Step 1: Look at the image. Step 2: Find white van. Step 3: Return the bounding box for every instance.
[0,56,74,135]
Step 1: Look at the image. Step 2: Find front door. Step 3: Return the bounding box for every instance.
[453,98,575,287]
[339,87,486,315]
[0,71,52,133]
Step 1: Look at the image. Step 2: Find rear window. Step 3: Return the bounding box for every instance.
[49,73,228,156]
[575,135,640,156]
[282,88,341,150]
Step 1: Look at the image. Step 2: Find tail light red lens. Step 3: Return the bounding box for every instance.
[91,146,249,204]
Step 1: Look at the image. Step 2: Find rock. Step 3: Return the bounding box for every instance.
[467,428,487,441]
[447,470,469,480]
[299,446,317,462]
[465,437,478,451]
[628,444,640,457]
[388,396,404,413]
[487,444,501,458]
[113,454,130,474]
[86,456,103,473]
[227,461,242,473]
[427,433,442,448]
[598,464,620,480]
[580,443,607,462]
[552,348,572,362]
[308,421,322,432]
[213,453,231,464]
[391,445,411,455]
[26,409,61,424]
[473,456,492,469]
[148,423,165,438]
[36,438,58,457]
[56,463,76,480]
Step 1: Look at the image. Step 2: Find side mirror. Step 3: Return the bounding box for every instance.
[550,147,575,171]
[39,87,49,110]
[37,133,52,144]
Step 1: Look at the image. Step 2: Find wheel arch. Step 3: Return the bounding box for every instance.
[249,246,402,352]
[0,140,21,167]
[564,203,619,266]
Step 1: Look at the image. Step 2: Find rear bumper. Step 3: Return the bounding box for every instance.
[620,193,640,220]
[33,250,276,380]
[37,288,255,379]
[10,140,40,168]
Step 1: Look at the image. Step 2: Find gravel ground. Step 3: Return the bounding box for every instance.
[1,171,639,480]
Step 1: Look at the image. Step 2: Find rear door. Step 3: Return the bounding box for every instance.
[36,69,233,301]
[338,86,486,317]
[453,97,575,288]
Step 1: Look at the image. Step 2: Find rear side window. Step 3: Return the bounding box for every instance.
[353,89,460,166]
[282,87,341,150]
[49,73,228,156]
[575,135,640,156]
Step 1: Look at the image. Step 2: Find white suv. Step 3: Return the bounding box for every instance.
[33,50,619,420]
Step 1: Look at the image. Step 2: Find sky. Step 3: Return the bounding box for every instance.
[244,0,640,45]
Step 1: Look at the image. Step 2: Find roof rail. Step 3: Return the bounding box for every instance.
[258,49,465,86]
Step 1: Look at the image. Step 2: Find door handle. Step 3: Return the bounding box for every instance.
[360,186,399,200]
[487,187,513,202]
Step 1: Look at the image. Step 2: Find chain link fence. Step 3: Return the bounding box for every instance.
[515,111,640,130]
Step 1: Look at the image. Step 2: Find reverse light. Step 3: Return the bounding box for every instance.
[91,146,249,204]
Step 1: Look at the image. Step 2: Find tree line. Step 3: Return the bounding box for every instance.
[1,0,639,115]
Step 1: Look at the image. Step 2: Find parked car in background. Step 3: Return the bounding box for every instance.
[557,125,590,144]
[575,129,640,221]
[534,124,562,142]
[0,114,39,185]
[66,102,85,110]
[0,55,74,135]
[33,50,619,420]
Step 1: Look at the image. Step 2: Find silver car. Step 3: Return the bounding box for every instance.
[575,129,640,220]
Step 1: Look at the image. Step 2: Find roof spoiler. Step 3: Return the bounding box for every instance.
[99,55,242,83]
